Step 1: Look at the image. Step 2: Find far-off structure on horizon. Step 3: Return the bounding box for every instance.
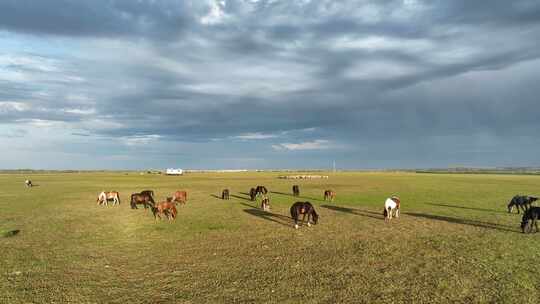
[166,168,184,176]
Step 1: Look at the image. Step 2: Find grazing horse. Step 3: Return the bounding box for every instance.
[130,192,155,209]
[97,191,121,206]
[290,201,319,229]
[25,180,32,188]
[249,188,257,201]
[521,206,540,233]
[324,190,336,202]
[222,189,230,200]
[152,200,178,221]
[261,196,270,211]
[292,185,300,197]
[508,195,538,214]
[255,185,268,196]
[383,196,400,221]
[173,191,188,205]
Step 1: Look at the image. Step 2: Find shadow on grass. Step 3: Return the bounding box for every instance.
[426,203,507,214]
[404,212,519,233]
[1,229,20,237]
[210,194,221,200]
[231,194,252,201]
[241,203,292,227]
[320,204,384,220]
[270,191,323,202]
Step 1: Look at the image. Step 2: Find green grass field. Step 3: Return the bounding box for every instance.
[1,172,540,303]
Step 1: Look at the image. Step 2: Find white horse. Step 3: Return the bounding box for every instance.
[384,196,400,221]
[25,180,32,187]
[97,191,120,206]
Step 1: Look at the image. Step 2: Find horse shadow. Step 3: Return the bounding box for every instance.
[320,204,384,220]
[426,203,506,214]
[241,203,292,227]
[210,194,221,199]
[403,212,519,233]
[231,194,251,201]
[270,191,322,202]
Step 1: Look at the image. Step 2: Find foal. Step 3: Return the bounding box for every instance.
[383,196,400,221]
[290,201,319,229]
[152,200,178,221]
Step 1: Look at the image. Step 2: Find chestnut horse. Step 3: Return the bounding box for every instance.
[324,190,336,202]
[383,196,400,221]
[152,200,177,221]
[173,191,188,205]
[97,191,121,206]
[290,201,319,229]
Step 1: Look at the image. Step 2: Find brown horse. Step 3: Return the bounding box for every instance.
[152,200,177,221]
[97,191,121,206]
[222,189,230,200]
[130,192,155,209]
[292,185,300,197]
[173,191,188,205]
[290,201,319,229]
[324,190,336,202]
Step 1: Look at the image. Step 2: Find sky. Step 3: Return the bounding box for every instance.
[1,0,540,170]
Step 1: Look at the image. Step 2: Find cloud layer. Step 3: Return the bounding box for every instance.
[1,0,540,169]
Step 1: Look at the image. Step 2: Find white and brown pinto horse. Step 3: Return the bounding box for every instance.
[97,191,121,206]
[383,196,400,221]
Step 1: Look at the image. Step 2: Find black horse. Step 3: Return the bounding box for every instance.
[222,189,230,200]
[290,201,319,229]
[508,195,538,213]
[292,185,300,197]
[130,192,155,209]
[249,188,257,201]
[521,206,540,233]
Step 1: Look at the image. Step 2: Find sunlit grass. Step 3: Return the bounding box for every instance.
[1,172,539,303]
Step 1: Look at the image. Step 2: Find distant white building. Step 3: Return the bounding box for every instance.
[166,168,183,175]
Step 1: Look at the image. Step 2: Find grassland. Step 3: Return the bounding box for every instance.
[1,171,540,303]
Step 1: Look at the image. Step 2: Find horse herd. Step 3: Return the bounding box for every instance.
[93,189,540,232]
[93,184,343,229]
[25,179,539,232]
[97,189,188,221]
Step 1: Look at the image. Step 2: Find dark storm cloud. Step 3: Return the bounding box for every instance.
[0,0,198,38]
[2,0,540,169]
